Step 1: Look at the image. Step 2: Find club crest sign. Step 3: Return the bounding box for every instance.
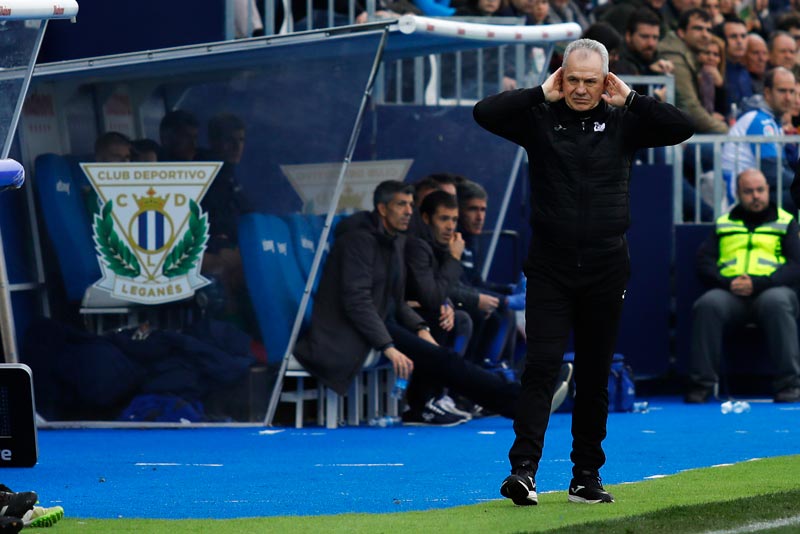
[80,162,222,305]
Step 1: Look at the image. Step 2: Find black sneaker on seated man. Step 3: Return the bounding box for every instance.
[568,470,614,504]
[402,399,467,426]
[684,385,713,404]
[774,386,800,403]
[500,462,537,506]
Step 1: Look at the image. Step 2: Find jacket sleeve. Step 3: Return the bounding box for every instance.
[339,232,394,350]
[624,93,695,148]
[696,230,731,289]
[448,280,481,312]
[405,237,463,312]
[473,86,546,146]
[660,50,728,134]
[751,218,800,294]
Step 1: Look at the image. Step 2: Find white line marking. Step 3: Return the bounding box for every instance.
[258,430,285,435]
[135,463,223,467]
[314,463,404,467]
[699,515,800,534]
[478,431,496,435]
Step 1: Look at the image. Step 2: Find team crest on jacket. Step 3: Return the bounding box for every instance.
[594,122,606,132]
[80,162,222,304]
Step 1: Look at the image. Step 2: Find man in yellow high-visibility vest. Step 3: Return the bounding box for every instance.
[687,168,800,404]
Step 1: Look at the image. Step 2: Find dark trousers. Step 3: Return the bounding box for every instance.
[509,252,629,477]
[386,321,519,418]
[690,287,800,392]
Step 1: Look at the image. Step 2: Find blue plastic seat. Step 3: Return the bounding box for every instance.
[34,153,101,302]
[238,213,311,364]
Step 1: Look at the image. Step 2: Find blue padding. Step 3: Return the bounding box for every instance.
[238,213,311,363]
[34,154,101,302]
[284,214,324,281]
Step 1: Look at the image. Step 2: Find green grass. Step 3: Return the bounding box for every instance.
[47,455,800,533]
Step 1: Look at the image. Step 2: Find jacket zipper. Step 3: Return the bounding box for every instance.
[744,231,753,274]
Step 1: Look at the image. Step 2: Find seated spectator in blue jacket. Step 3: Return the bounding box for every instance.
[295,180,526,426]
[722,67,797,211]
[687,168,800,404]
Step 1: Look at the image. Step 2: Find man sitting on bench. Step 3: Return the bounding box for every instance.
[686,168,800,404]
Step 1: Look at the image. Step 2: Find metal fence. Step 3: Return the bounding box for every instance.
[674,134,800,224]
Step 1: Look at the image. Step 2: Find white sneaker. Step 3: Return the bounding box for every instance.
[433,395,473,421]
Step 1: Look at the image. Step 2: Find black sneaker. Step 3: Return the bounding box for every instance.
[500,463,538,506]
[0,490,37,518]
[568,472,614,504]
[684,386,713,404]
[402,399,467,427]
[774,386,800,403]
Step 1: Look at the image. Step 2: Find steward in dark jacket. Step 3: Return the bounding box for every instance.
[475,38,694,506]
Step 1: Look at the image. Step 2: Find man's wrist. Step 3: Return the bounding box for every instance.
[416,325,431,333]
[624,91,636,108]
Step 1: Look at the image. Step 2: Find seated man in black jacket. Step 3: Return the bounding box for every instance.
[405,190,476,419]
[687,168,800,404]
[295,181,529,426]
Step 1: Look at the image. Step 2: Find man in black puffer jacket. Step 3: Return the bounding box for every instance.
[474,38,694,506]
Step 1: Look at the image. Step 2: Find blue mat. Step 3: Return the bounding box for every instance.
[1,397,798,519]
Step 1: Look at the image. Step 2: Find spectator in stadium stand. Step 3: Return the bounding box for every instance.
[661,0,698,34]
[497,0,554,26]
[158,109,199,162]
[775,11,800,43]
[614,8,675,77]
[547,0,591,32]
[767,31,800,80]
[718,17,753,109]
[597,0,668,42]
[744,33,769,93]
[455,0,502,16]
[701,0,724,27]
[130,139,160,163]
[658,8,729,132]
[687,168,800,405]
[698,34,728,115]
[722,67,797,212]
[294,180,538,427]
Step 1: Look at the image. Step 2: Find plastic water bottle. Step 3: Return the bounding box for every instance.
[391,376,409,399]
[732,400,751,413]
[721,400,751,414]
[368,416,402,428]
[632,401,649,413]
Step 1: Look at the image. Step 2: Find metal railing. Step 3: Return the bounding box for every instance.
[674,134,800,224]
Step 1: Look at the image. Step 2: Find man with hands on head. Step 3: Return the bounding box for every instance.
[474,38,694,506]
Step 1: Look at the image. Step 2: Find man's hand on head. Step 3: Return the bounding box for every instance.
[601,73,632,107]
[542,68,565,103]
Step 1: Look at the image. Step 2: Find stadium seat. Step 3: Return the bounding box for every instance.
[33,153,101,302]
[240,212,395,428]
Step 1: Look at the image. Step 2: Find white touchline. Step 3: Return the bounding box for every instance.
[313,463,404,467]
[699,514,800,534]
